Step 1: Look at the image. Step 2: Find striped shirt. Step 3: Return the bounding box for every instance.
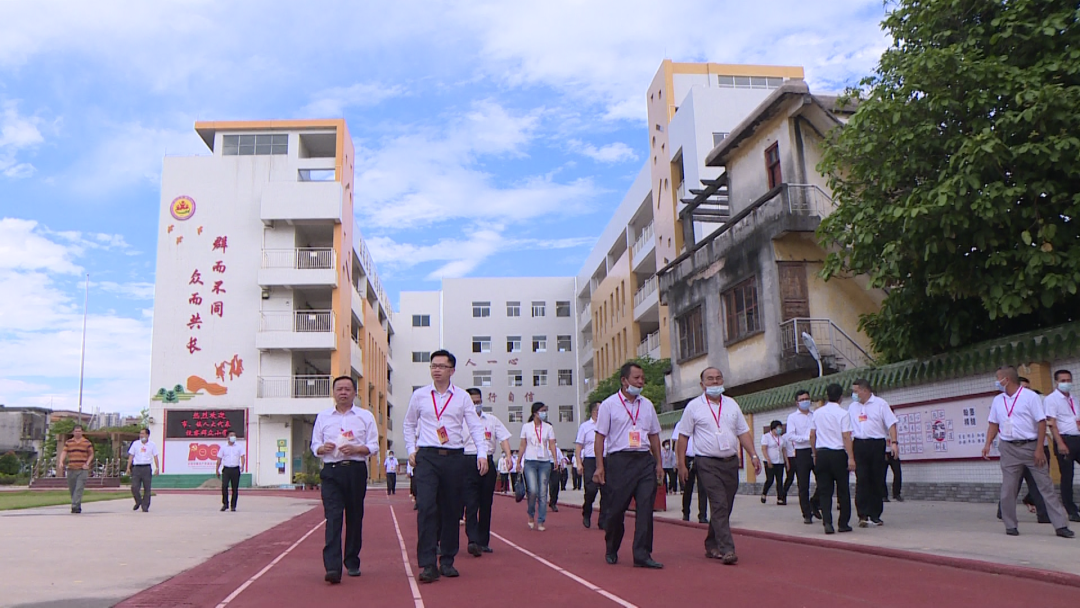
[64,437,94,470]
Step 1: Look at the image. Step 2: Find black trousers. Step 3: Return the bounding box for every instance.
[603,451,657,563]
[409,474,416,497]
[320,461,368,574]
[884,453,902,499]
[221,466,240,508]
[549,464,562,506]
[664,468,678,493]
[464,456,497,547]
[131,465,152,510]
[1057,435,1080,518]
[571,467,581,490]
[795,448,819,518]
[414,448,466,568]
[815,449,851,527]
[853,438,887,520]
[386,472,397,495]
[682,457,709,520]
[761,462,786,499]
[783,456,796,495]
[582,457,603,524]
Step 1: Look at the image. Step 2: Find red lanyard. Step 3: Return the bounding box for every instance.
[534,422,543,445]
[431,388,453,422]
[1004,387,1023,418]
[1068,396,1076,417]
[773,433,781,448]
[618,392,641,427]
[707,395,723,429]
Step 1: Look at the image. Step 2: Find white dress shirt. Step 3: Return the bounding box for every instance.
[782,433,796,458]
[786,410,814,449]
[676,394,750,459]
[128,440,159,465]
[575,418,598,457]
[464,412,512,456]
[384,456,399,473]
[310,405,380,463]
[811,402,852,450]
[849,395,898,439]
[1045,389,1079,437]
[497,456,511,474]
[989,386,1046,441]
[403,384,487,458]
[217,443,244,468]
[660,448,677,469]
[596,391,661,453]
[760,431,785,464]
[520,420,556,461]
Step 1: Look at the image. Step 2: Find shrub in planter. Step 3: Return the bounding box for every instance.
[0,474,16,485]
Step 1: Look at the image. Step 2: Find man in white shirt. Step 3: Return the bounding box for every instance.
[660,439,677,495]
[125,428,159,512]
[1046,369,1080,522]
[462,388,512,556]
[983,366,1074,538]
[681,432,709,524]
[677,367,761,565]
[760,420,787,505]
[384,451,399,495]
[549,446,570,511]
[593,362,665,569]
[497,452,511,493]
[849,379,899,527]
[310,376,380,583]
[810,384,855,534]
[782,427,796,498]
[215,429,245,511]
[571,452,582,491]
[787,389,821,524]
[575,401,603,529]
[403,350,489,584]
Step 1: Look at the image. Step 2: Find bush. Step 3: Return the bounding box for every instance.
[0,474,16,485]
[0,452,19,476]
[120,475,131,484]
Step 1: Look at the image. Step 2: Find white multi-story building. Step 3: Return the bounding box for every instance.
[391,278,580,453]
[149,119,393,487]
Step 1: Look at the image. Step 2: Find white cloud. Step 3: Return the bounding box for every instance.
[0,218,82,274]
[96,281,156,300]
[0,100,44,178]
[65,122,205,195]
[301,82,407,117]
[568,139,638,163]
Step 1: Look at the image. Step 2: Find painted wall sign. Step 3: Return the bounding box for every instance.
[170,196,196,220]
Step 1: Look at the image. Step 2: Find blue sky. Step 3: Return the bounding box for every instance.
[0,0,890,415]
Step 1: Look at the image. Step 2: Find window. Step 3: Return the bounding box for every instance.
[411,314,430,327]
[507,335,522,353]
[723,277,762,342]
[765,142,782,189]
[531,301,546,317]
[472,336,491,353]
[532,335,547,352]
[506,301,521,317]
[508,370,523,387]
[717,75,785,90]
[556,301,571,317]
[558,369,573,386]
[411,351,431,363]
[557,335,572,352]
[473,370,492,387]
[472,301,491,318]
[508,406,523,423]
[676,305,707,360]
[712,132,729,147]
[533,370,548,387]
[222,134,288,156]
[558,405,574,423]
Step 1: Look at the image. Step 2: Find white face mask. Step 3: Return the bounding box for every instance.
[140,437,148,443]
[995,380,1006,392]
[1059,382,1073,394]
[851,392,861,404]
[475,404,483,415]
[797,400,811,411]
[228,436,236,444]
[705,385,725,397]
[538,411,548,421]
[625,385,643,397]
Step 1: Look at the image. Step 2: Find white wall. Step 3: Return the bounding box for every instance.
[390,291,443,452]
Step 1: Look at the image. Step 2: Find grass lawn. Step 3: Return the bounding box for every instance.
[0,490,134,511]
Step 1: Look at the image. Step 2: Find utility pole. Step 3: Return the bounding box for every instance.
[77,274,89,417]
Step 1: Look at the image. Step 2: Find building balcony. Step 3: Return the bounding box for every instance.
[581,340,594,365]
[579,302,592,330]
[351,339,364,374]
[631,223,656,272]
[636,330,661,360]
[256,310,336,350]
[351,283,366,323]
[259,248,337,288]
[260,181,343,225]
[255,375,333,415]
[633,276,659,322]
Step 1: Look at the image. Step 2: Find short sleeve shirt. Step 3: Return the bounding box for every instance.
[520,421,556,461]
[676,394,750,459]
[988,387,1045,441]
[596,391,661,453]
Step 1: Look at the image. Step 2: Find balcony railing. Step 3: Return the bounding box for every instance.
[261,248,335,270]
[633,276,658,307]
[637,331,661,357]
[631,222,655,258]
[260,310,335,333]
[580,302,592,327]
[779,318,874,371]
[257,375,332,398]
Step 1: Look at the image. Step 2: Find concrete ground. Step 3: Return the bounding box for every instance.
[0,491,318,608]
[551,486,1080,576]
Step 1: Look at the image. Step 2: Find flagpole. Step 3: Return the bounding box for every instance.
[77,274,89,418]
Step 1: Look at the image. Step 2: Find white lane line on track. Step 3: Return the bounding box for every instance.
[490,531,639,608]
[214,519,326,608]
[390,505,426,608]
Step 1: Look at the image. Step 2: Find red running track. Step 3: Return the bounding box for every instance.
[120,492,1080,608]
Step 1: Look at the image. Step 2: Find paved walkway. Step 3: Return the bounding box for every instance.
[0,491,318,608]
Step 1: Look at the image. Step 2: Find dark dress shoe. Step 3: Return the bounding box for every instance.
[777,498,787,505]
[325,571,342,584]
[824,523,835,534]
[220,505,227,512]
[347,568,361,577]
[1069,514,1080,523]
[439,564,460,577]
[838,525,853,533]
[698,517,709,524]
[894,496,904,502]
[134,504,141,511]
[481,546,493,553]
[633,558,664,569]
[583,515,591,528]
[682,515,690,521]
[803,516,813,524]
[605,554,618,565]
[812,508,823,519]
[760,495,767,504]
[1005,528,1019,536]
[418,566,440,583]
[550,504,559,512]
[1056,527,1075,538]
[721,553,738,565]
[467,542,482,557]
[882,496,890,503]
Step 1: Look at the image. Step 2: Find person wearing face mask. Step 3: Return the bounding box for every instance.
[810,383,855,534]
[849,378,898,527]
[463,388,512,556]
[676,367,761,565]
[593,362,665,569]
[760,420,787,505]
[781,425,797,499]
[126,428,160,513]
[983,366,1074,538]
[384,450,399,496]
[787,389,821,524]
[1044,369,1080,522]
[216,429,245,512]
[575,401,604,529]
[549,445,570,511]
[517,402,560,531]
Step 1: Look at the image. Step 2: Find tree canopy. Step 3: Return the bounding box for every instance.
[818,0,1080,362]
[587,356,670,414]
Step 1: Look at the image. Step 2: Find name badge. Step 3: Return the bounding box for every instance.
[484,431,492,441]
[858,413,868,422]
[628,431,641,448]
[1001,418,1014,437]
[140,447,146,453]
[436,426,450,444]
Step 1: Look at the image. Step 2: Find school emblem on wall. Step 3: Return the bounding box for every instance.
[170,196,196,221]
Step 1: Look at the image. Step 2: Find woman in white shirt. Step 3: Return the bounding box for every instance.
[516,402,560,531]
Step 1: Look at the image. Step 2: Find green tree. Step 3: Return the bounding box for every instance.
[587,356,671,414]
[0,452,20,475]
[818,0,1080,362]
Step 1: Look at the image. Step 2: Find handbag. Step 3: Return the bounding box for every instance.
[514,472,527,502]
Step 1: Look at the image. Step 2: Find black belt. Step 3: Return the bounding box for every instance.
[583,456,596,461]
[1005,439,1036,445]
[418,447,464,456]
[132,464,151,467]
[324,460,366,467]
[222,465,241,469]
[699,455,738,462]
[854,437,886,441]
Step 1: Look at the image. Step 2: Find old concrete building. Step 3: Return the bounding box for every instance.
[0,405,50,458]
